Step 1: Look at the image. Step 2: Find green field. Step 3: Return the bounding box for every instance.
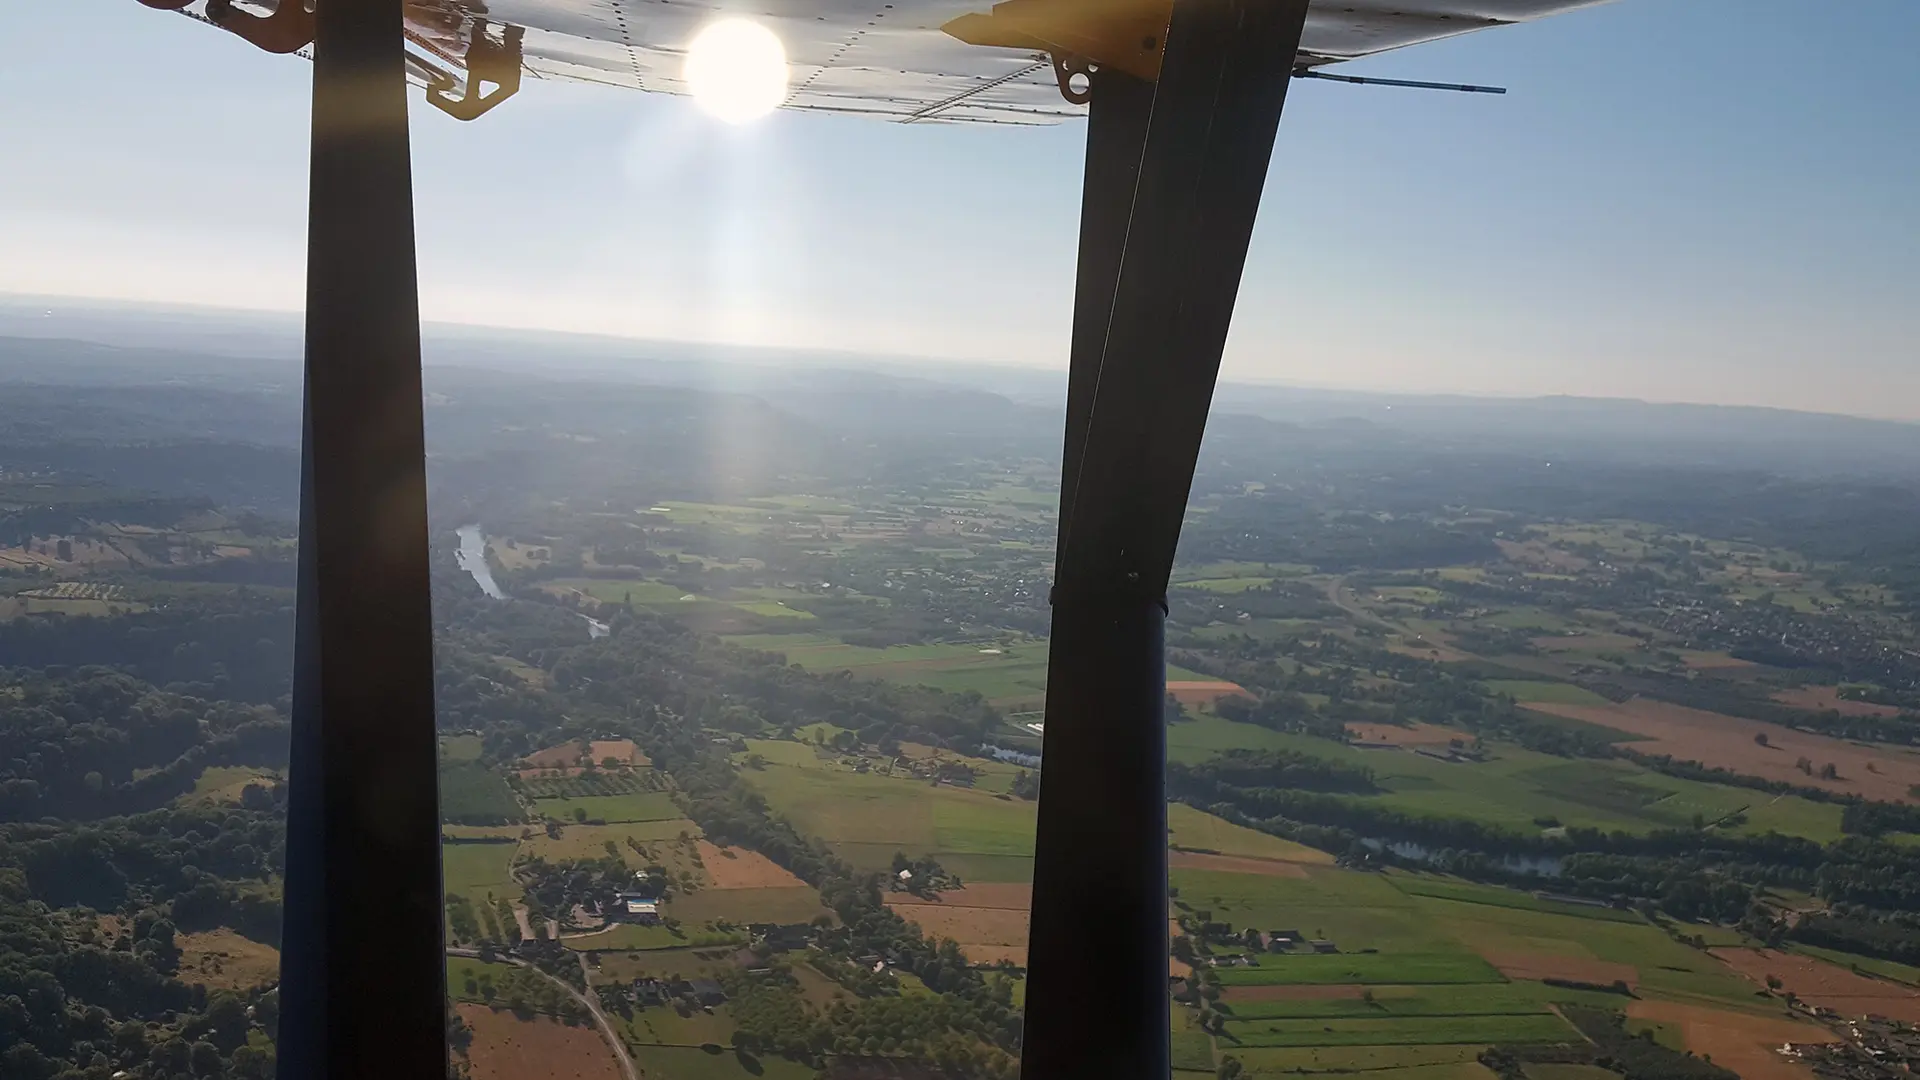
[1166,715,1842,840]
[1484,680,1610,706]
[563,923,746,951]
[723,633,1212,703]
[1226,981,1630,1023]
[1225,1013,1575,1047]
[521,820,704,866]
[667,885,832,925]
[531,791,681,824]
[439,762,523,825]
[441,734,485,761]
[442,839,519,909]
[1214,953,1503,987]
[1794,944,1920,986]
[1388,875,1642,923]
[738,759,1037,866]
[1227,1045,1485,1072]
[1168,802,1332,864]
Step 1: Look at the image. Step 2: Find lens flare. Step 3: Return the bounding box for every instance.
[683,19,789,124]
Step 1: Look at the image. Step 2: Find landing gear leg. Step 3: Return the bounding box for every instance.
[1021,0,1310,1075]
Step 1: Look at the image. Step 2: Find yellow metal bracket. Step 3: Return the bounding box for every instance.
[943,0,1172,86]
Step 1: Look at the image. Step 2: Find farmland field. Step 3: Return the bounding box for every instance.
[628,1046,817,1080]
[1166,714,1843,840]
[457,1003,620,1080]
[521,821,706,867]
[1711,945,1920,1022]
[441,762,524,825]
[1529,699,1920,804]
[667,885,832,925]
[443,838,520,909]
[1213,953,1504,987]
[1167,803,1335,864]
[531,791,681,824]
[1224,1013,1575,1047]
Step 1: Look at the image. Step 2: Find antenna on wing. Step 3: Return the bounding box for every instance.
[1293,69,1506,94]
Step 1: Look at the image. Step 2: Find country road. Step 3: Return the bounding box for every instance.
[446,947,639,1080]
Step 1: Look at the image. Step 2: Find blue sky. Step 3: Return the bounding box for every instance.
[1,1,1915,415]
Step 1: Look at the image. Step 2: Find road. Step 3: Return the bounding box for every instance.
[446,947,640,1080]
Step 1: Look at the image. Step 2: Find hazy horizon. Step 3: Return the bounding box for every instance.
[9,290,1920,431]
[4,2,1917,416]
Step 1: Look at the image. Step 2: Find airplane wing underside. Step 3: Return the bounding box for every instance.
[175,0,1610,123]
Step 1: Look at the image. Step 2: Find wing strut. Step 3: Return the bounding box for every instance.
[1021,0,1309,1074]
[279,0,447,1078]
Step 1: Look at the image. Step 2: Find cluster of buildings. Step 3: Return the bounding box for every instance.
[1790,1016,1920,1080]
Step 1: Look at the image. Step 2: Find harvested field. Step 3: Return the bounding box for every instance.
[178,929,281,990]
[456,1003,621,1080]
[1712,947,1920,1022]
[1169,851,1310,878]
[696,841,806,888]
[525,741,587,769]
[1527,698,1920,803]
[1773,687,1902,719]
[1479,949,1636,987]
[1223,984,1367,1003]
[885,888,1029,966]
[1346,723,1472,749]
[669,885,830,926]
[589,739,649,766]
[1679,650,1757,671]
[961,945,1028,966]
[1624,1000,1833,1080]
[1167,680,1254,705]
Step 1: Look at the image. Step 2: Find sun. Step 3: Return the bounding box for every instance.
[683,19,789,124]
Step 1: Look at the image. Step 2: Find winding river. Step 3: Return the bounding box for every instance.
[453,524,506,599]
[454,524,608,639]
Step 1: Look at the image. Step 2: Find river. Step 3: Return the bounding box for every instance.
[455,524,608,639]
[453,525,507,599]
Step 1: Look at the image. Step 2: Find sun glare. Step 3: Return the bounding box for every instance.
[683,19,789,124]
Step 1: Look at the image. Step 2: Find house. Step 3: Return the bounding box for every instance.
[613,891,660,925]
[689,979,727,1006]
[632,978,665,1006]
[1309,940,1339,954]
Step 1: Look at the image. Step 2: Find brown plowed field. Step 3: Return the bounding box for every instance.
[1479,949,1636,986]
[1168,851,1310,878]
[1167,680,1254,705]
[1711,947,1920,1022]
[1624,1000,1833,1080]
[457,1003,621,1080]
[588,739,649,766]
[887,885,1031,965]
[1346,722,1471,748]
[696,841,807,888]
[1526,699,1920,803]
[1773,687,1902,719]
